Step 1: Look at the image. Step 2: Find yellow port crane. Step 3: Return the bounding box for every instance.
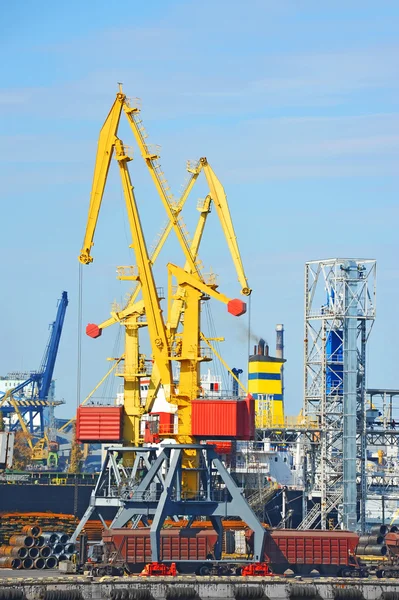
[71,87,268,558]
[81,137,246,484]
[79,87,250,485]
[79,89,251,445]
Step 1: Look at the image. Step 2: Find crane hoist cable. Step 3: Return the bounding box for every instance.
[76,263,83,409]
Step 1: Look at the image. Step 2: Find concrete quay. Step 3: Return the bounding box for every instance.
[0,575,399,600]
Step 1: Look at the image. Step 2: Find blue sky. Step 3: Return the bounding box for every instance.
[0,0,398,418]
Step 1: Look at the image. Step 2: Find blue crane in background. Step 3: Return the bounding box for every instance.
[37,291,69,406]
[0,291,69,436]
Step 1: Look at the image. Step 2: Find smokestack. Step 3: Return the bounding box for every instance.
[253,345,257,356]
[258,338,265,356]
[265,344,269,357]
[276,324,284,359]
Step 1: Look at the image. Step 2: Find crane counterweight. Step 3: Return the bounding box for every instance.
[227,299,247,317]
[86,324,102,338]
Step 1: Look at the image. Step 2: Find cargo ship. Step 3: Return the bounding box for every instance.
[0,471,98,517]
[0,461,304,528]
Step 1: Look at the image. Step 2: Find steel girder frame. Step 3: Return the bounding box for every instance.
[70,444,266,562]
[2,406,44,435]
[303,258,376,531]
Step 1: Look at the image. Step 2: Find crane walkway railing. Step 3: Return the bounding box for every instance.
[297,490,342,530]
[246,481,279,513]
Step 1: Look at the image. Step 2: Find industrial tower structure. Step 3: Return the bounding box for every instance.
[302,258,376,531]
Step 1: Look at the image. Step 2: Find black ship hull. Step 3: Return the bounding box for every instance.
[0,482,94,517]
[0,479,303,526]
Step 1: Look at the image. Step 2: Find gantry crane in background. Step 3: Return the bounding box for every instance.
[0,292,68,464]
[72,88,266,563]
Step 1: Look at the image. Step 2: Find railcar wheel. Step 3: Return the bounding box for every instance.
[199,565,211,576]
[376,569,385,578]
[359,568,368,578]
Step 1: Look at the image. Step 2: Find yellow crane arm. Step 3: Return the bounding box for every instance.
[201,158,251,296]
[150,160,203,267]
[115,139,173,394]
[79,91,125,264]
[167,263,247,317]
[0,389,12,409]
[168,195,212,333]
[88,165,203,334]
[123,103,199,276]
[144,195,213,414]
[0,390,34,451]
[96,300,145,331]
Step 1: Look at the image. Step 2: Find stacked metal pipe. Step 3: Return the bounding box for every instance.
[356,524,389,556]
[0,513,111,544]
[0,524,76,570]
[0,513,77,545]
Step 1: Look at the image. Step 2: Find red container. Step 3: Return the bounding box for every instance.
[191,396,254,440]
[192,400,238,437]
[102,528,217,570]
[238,395,255,440]
[207,441,233,455]
[76,406,123,442]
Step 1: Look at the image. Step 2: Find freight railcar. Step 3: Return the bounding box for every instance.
[264,530,363,577]
[101,528,218,575]
[373,531,399,578]
[96,527,363,577]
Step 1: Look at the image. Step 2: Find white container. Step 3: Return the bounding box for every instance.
[0,432,14,469]
[234,530,247,556]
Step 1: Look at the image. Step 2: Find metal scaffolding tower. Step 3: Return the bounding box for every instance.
[303,258,376,531]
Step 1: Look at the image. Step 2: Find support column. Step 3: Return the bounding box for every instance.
[342,261,359,531]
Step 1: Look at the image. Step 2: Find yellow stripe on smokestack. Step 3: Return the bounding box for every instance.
[248,337,285,427]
